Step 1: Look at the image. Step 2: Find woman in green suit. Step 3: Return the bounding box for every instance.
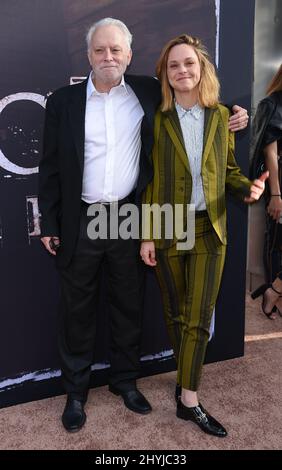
[140,35,267,437]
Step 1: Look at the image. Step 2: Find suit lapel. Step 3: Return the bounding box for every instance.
[163,105,219,172]
[163,108,190,172]
[68,79,87,173]
[202,107,219,169]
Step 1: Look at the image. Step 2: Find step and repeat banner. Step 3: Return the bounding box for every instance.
[0,0,254,407]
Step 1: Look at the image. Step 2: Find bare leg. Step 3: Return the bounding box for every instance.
[181,388,198,407]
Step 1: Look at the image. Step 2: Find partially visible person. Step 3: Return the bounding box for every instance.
[140,34,267,437]
[250,65,282,318]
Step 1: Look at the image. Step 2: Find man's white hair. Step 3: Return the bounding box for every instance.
[86,18,133,51]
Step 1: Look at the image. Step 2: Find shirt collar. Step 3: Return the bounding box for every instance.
[175,100,203,120]
[87,72,128,100]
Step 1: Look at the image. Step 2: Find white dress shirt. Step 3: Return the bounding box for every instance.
[82,74,144,203]
[175,101,206,211]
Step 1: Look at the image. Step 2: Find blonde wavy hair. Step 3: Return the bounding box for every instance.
[266,64,282,95]
[156,34,220,112]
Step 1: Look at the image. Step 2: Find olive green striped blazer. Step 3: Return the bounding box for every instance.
[142,104,252,248]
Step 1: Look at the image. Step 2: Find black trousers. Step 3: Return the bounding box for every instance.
[57,201,144,401]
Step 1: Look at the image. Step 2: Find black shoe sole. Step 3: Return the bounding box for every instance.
[124,402,152,415]
[62,414,86,433]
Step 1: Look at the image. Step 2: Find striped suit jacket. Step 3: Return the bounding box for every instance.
[142,104,252,249]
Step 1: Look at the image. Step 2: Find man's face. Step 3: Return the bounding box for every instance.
[88,25,132,88]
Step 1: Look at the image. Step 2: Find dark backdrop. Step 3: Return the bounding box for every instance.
[0,0,255,408]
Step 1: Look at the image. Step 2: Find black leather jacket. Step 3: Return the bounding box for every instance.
[250,91,282,179]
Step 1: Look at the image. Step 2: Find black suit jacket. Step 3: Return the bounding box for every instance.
[38,74,161,268]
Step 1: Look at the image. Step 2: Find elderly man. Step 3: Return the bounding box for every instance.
[38,17,248,432]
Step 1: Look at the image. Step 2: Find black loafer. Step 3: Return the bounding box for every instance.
[62,397,86,432]
[176,400,227,437]
[109,385,152,414]
[175,384,182,402]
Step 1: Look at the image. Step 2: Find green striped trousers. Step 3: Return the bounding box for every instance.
[155,212,226,391]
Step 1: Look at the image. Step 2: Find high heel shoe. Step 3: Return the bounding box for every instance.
[269,284,282,317]
[251,284,279,319]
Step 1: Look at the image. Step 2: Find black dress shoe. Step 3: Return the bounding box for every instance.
[62,397,86,432]
[109,385,152,414]
[175,384,182,402]
[176,400,227,437]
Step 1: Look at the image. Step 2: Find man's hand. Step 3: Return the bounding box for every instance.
[41,236,60,255]
[140,241,157,266]
[244,171,269,203]
[229,105,249,132]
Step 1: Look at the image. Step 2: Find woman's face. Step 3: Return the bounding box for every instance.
[167,44,201,94]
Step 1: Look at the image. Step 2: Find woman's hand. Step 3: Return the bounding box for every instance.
[244,171,269,203]
[140,241,157,266]
[267,196,282,222]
